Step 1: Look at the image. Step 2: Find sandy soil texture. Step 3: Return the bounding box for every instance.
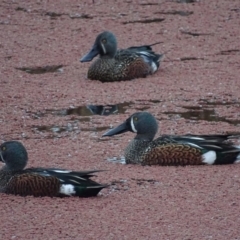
[0,0,240,239]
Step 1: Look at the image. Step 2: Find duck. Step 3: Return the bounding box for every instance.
[102,111,240,166]
[80,31,164,82]
[0,141,107,197]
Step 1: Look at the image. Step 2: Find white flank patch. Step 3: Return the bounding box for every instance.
[202,151,216,165]
[52,170,71,173]
[101,42,106,54]
[130,117,137,133]
[59,184,76,196]
[234,151,240,163]
[151,62,157,73]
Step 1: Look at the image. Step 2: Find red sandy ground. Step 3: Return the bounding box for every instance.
[1,0,240,239]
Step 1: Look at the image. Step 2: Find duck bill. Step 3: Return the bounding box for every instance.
[102,121,129,137]
[80,44,99,62]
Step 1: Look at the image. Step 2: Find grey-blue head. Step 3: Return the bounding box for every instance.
[0,141,28,171]
[103,112,158,141]
[80,31,118,62]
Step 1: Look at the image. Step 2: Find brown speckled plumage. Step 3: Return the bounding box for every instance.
[142,143,203,166]
[103,112,240,166]
[80,31,163,82]
[88,53,154,81]
[0,141,107,197]
[124,138,203,166]
[4,173,60,197]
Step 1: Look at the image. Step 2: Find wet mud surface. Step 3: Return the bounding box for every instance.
[0,0,240,239]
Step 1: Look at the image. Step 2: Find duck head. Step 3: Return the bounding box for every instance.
[0,141,28,171]
[80,31,118,62]
[102,112,158,141]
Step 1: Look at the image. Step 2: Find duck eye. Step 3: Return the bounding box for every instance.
[134,117,138,121]
[102,39,107,43]
[1,146,6,151]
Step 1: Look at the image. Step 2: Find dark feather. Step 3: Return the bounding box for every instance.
[0,141,107,197]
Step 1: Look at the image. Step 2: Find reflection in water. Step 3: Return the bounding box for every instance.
[28,99,240,140]
[66,105,119,116]
[67,103,130,116]
[38,102,132,117]
[87,105,118,116]
[31,102,133,137]
[30,100,240,137]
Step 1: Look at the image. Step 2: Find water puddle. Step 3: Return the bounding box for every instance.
[107,157,126,164]
[30,100,240,137]
[15,7,92,20]
[231,8,240,12]
[132,178,159,185]
[199,99,240,106]
[217,49,240,55]
[123,18,165,24]
[180,57,205,61]
[149,100,161,104]
[16,65,64,74]
[69,13,93,19]
[166,109,216,121]
[15,7,28,12]
[45,11,66,19]
[180,30,214,37]
[31,101,168,119]
[32,102,132,118]
[67,104,125,116]
[132,100,162,111]
[165,108,240,125]
[177,0,197,3]
[33,125,71,134]
[140,3,159,5]
[155,10,193,16]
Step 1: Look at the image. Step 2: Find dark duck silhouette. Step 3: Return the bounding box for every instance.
[103,111,240,166]
[0,141,107,197]
[80,31,164,82]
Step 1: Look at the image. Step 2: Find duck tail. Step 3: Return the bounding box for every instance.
[51,169,108,197]
[74,183,108,197]
[155,53,165,63]
[202,145,240,165]
[127,41,163,52]
[148,41,164,47]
